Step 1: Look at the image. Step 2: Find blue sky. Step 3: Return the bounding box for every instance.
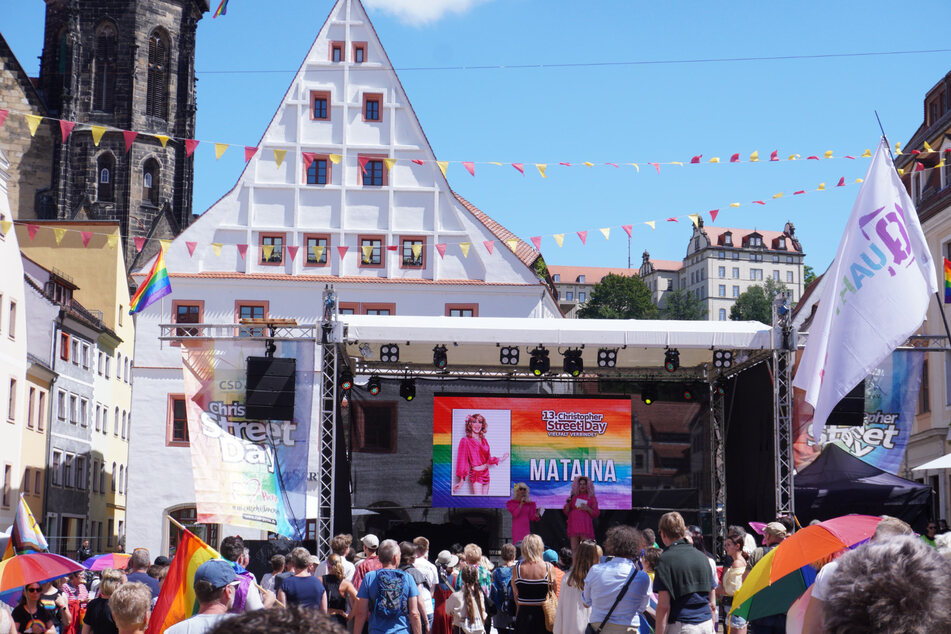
[4,0,950,273]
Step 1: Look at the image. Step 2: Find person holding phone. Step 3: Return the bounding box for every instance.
[563,476,599,554]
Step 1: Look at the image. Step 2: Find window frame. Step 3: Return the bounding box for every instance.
[59,332,70,361]
[7,301,15,340]
[399,236,426,269]
[304,233,331,267]
[358,235,385,268]
[362,303,396,316]
[445,304,479,317]
[310,90,330,121]
[305,156,331,185]
[235,300,270,337]
[6,378,15,422]
[259,232,285,266]
[352,41,367,63]
[329,41,344,62]
[359,154,388,187]
[171,300,204,344]
[363,93,382,122]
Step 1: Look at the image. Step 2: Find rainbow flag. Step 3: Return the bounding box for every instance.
[145,528,220,634]
[213,0,229,18]
[129,247,172,315]
[2,495,49,560]
[944,258,951,303]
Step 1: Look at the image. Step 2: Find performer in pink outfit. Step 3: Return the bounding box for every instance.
[453,413,509,495]
[563,475,599,553]
[506,483,541,546]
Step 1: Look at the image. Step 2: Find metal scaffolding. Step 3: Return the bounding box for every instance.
[709,378,727,557]
[773,295,796,519]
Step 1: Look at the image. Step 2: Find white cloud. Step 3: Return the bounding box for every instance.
[364,0,493,25]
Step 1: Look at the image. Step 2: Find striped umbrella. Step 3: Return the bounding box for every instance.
[82,553,131,571]
[0,553,86,593]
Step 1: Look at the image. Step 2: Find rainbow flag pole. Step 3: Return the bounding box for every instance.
[129,246,172,315]
[213,0,229,18]
[944,258,951,303]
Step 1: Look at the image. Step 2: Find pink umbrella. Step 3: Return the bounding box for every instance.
[82,553,131,571]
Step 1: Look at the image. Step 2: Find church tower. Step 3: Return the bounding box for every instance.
[37,0,208,270]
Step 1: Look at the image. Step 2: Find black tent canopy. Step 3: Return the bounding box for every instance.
[794,444,932,530]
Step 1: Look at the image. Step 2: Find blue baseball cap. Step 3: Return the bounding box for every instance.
[194,559,237,589]
[543,549,558,563]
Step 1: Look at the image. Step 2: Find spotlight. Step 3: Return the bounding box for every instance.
[641,386,656,405]
[367,375,381,396]
[433,345,448,370]
[339,369,353,392]
[500,346,520,366]
[399,378,416,401]
[682,387,694,401]
[664,348,680,373]
[715,384,726,397]
[597,348,618,368]
[529,347,550,376]
[563,349,584,377]
[712,350,733,369]
[358,343,373,359]
[380,344,400,363]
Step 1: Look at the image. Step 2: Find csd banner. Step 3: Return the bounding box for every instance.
[180,340,313,537]
[433,395,632,509]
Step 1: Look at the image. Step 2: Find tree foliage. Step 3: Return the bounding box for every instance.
[803,264,817,285]
[661,287,705,320]
[729,278,789,324]
[577,274,658,319]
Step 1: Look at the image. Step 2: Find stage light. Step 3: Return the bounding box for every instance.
[367,375,382,395]
[380,343,400,363]
[339,369,353,392]
[529,347,550,376]
[399,378,416,401]
[682,387,694,401]
[715,385,726,397]
[358,343,373,359]
[712,350,733,369]
[641,387,656,405]
[433,345,448,370]
[664,348,680,373]
[597,348,617,368]
[500,346,520,366]
[563,349,584,377]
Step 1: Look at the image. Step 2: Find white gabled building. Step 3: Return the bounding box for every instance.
[128,0,559,555]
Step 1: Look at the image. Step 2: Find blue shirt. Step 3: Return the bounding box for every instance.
[281,574,326,609]
[357,568,420,634]
[582,557,652,627]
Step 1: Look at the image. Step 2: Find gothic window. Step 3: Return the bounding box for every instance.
[97,154,115,202]
[143,159,160,204]
[146,29,170,119]
[93,22,117,111]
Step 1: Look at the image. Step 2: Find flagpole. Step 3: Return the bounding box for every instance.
[875,110,951,345]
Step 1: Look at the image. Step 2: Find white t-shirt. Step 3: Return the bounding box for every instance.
[314,557,356,582]
[164,613,231,634]
[810,560,839,601]
[413,557,438,615]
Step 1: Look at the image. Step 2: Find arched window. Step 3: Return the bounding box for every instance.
[111,462,116,491]
[93,21,117,111]
[143,158,160,204]
[118,465,124,493]
[97,154,115,202]
[146,29,170,119]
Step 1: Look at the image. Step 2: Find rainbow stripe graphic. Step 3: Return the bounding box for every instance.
[213,0,229,18]
[129,247,172,315]
[433,396,632,509]
[944,258,951,303]
[146,529,220,634]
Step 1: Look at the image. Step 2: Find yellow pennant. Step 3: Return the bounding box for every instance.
[411,243,422,260]
[709,157,720,163]
[0,220,11,235]
[749,150,759,162]
[159,239,171,251]
[773,193,783,199]
[924,141,934,153]
[215,143,229,159]
[459,242,471,258]
[262,244,274,261]
[553,233,565,247]
[897,168,904,176]
[895,142,902,155]
[583,162,594,167]
[671,161,684,167]
[599,227,610,240]
[861,149,872,158]
[311,245,325,262]
[536,164,547,178]
[54,227,67,245]
[629,163,639,172]
[818,183,826,191]
[26,115,43,137]
[687,214,699,227]
[823,150,833,159]
[91,125,106,146]
[730,202,741,208]
[211,243,223,256]
[855,178,864,183]
[273,149,287,167]
[155,135,170,148]
[384,158,397,171]
[937,160,946,168]
[489,162,503,166]
[506,239,518,252]
[645,221,656,230]
[788,154,800,161]
[437,161,449,177]
[361,244,373,262]
[106,234,118,249]
[329,154,342,164]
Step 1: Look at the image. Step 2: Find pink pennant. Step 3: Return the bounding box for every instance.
[836,177,845,187]
[512,163,524,175]
[80,231,92,247]
[287,245,299,261]
[27,224,39,240]
[729,153,739,163]
[915,162,925,171]
[577,231,587,245]
[709,210,719,222]
[185,139,200,157]
[134,237,146,252]
[666,217,678,222]
[531,236,542,250]
[386,245,398,252]
[435,244,447,259]
[186,241,197,256]
[358,156,370,174]
[793,190,806,195]
[412,159,425,165]
[844,155,855,160]
[0,109,7,128]
[910,149,921,155]
[302,152,316,168]
[806,155,819,160]
[337,246,349,259]
[60,120,75,143]
[605,162,618,168]
[753,200,766,205]
[770,150,779,161]
[244,146,258,162]
[484,241,494,254]
[559,162,572,166]
[690,155,702,164]
[648,162,660,174]
[462,161,475,176]
[237,244,248,258]
[622,225,632,238]
[123,130,138,153]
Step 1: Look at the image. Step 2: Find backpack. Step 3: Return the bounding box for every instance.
[373,569,407,618]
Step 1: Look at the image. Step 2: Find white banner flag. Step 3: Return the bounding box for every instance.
[793,137,937,440]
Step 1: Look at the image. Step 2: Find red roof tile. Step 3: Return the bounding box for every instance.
[452,191,538,269]
[548,265,639,284]
[150,272,538,285]
[701,225,802,253]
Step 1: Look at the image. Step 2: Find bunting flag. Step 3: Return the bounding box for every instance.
[862,149,872,157]
[599,227,610,240]
[690,155,702,164]
[463,162,475,176]
[794,190,806,195]
[505,239,518,252]
[156,135,170,148]
[436,243,447,259]
[384,158,397,171]
[531,236,542,250]
[236,244,248,259]
[0,220,11,236]
[302,152,316,169]
[553,234,564,247]
[437,161,449,177]
[536,164,547,178]
[2,495,48,559]
[134,237,146,253]
[824,150,834,159]
[484,240,495,254]
[123,130,138,152]
[329,154,342,164]
[213,0,229,18]
[213,143,228,160]
[262,244,275,261]
[411,243,422,260]
[924,141,934,153]
[709,209,719,222]
[709,157,720,163]
[144,528,221,634]
[688,214,700,227]
[818,183,826,190]
[186,242,198,257]
[629,163,639,172]
[106,234,118,249]
[273,149,287,167]
[59,120,75,142]
[27,224,39,240]
[730,202,741,207]
[836,177,846,187]
[90,125,106,146]
[211,243,223,257]
[80,231,93,247]
[512,163,524,175]
[361,244,373,263]
[337,246,349,260]
[583,162,594,167]
[577,231,587,245]
[648,162,660,174]
[773,193,783,199]
[770,150,779,161]
[749,150,759,162]
[459,242,471,258]
[184,139,199,157]
[0,109,8,128]
[286,245,299,261]
[730,153,740,163]
[645,221,656,230]
[160,239,171,251]
[412,159,425,165]
[754,200,768,205]
[54,227,67,245]
[622,225,633,238]
[244,146,257,162]
[358,156,370,174]
[25,114,42,136]
[666,217,678,222]
[129,248,172,315]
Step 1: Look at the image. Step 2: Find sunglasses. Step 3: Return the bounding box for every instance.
[26,587,41,593]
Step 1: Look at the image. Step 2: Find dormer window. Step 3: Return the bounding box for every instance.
[553,274,560,282]
[577,275,585,283]
[723,232,733,246]
[777,237,786,249]
[747,234,763,248]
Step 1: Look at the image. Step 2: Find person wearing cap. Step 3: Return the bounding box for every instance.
[432,551,458,634]
[164,560,240,634]
[653,512,716,634]
[352,535,382,592]
[543,549,564,598]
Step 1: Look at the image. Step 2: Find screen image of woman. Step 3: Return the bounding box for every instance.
[452,413,510,495]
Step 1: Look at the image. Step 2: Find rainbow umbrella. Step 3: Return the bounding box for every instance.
[729,547,817,621]
[82,553,131,571]
[0,553,86,593]
[768,514,881,583]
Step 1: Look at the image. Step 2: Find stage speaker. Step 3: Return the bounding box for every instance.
[245,357,296,421]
